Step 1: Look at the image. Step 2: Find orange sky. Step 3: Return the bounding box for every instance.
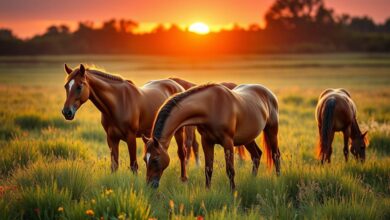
[0,0,389,38]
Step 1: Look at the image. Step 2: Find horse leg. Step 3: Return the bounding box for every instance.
[244,141,262,176]
[222,138,236,190]
[325,132,335,163]
[107,135,119,172]
[192,132,200,166]
[184,126,193,165]
[201,136,214,188]
[264,122,281,175]
[174,127,188,182]
[343,128,351,162]
[126,133,138,174]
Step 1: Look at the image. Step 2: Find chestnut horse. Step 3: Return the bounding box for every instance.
[169,78,247,164]
[143,84,280,189]
[316,88,368,164]
[62,64,188,178]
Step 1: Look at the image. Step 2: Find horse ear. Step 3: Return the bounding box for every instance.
[64,64,72,74]
[79,64,85,76]
[153,137,159,148]
[141,135,150,144]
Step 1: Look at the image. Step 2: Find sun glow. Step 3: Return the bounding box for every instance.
[189,22,210,35]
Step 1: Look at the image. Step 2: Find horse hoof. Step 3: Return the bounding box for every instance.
[181,176,188,182]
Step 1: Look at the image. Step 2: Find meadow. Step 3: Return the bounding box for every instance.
[0,54,389,219]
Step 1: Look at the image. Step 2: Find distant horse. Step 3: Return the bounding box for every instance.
[143,84,280,190]
[169,77,247,164]
[62,64,188,180]
[315,88,368,164]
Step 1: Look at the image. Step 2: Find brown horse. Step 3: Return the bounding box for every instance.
[169,77,247,164]
[62,64,188,179]
[143,84,280,189]
[316,88,368,164]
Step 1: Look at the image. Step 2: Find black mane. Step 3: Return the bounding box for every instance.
[153,83,217,138]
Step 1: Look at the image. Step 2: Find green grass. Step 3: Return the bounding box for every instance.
[0,54,389,219]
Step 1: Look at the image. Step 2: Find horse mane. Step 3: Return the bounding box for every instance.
[87,68,124,82]
[153,83,217,139]
[66,65,125,82]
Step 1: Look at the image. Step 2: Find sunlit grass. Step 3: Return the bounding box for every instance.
[0,54,389,219]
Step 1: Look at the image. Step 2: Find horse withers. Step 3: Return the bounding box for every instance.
[143,84,281,190]
[316,88,368,164]
[62,64,189,181]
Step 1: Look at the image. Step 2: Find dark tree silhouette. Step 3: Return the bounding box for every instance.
[0,0,389,55]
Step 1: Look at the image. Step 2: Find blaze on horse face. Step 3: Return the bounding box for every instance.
[142,135,170,188]
[62,64,90,120]
[351,131,368,162]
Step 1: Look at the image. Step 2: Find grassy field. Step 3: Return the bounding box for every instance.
[0,54,389,219]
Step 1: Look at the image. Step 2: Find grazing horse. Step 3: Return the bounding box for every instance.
[169,77,247,164]
[315,88,368,164]
[62,64,188,179]
[143,84,280,190]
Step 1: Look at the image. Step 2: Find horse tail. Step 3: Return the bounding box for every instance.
[263,116,280,173]
[318,98,336,161]
[235,146,247,160]
[263,129,273,168]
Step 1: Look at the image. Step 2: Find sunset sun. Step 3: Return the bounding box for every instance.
[189,22,210,35]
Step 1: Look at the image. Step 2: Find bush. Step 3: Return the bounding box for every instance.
[12,184,71,220]
[77,188,151,220]
[0,140,38,176]
[13,160,93,200]
[38,139,88,160]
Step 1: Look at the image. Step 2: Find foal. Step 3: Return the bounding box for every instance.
[143,84,280,190]
[316,88,368,163]
[62,64,188,179]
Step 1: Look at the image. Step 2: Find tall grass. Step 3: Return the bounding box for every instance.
[0,55,389,219]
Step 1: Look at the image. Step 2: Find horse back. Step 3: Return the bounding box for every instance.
[142,79,185,97]
[169,77,196,90]
[316,89,356,129]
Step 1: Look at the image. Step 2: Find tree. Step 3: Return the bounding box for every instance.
[349,16,376,32]
[265,0,329,30]
[119,19,138,33]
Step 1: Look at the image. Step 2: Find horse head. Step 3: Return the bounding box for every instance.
[62,64,90,120]
[142,135,170,188]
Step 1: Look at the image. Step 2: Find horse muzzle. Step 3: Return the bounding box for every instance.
[148,177,160,189]
[62,107,75,120]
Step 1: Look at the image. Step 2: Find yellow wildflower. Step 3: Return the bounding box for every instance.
[118,212,126,220]
[169,200,174,209]
[105,189,114,196]
[58,206,64,212]
[86,209,95,216]
[91,199,96,204]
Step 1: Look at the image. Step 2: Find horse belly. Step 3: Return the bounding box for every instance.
[233,121,264,145]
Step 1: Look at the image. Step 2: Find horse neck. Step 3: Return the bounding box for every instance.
[86,73,140,117]
[156,103,204,149]
[350,118,362,139]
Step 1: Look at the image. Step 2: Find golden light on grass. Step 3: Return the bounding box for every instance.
[189,22,210,35]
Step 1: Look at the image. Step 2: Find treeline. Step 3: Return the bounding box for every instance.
[1,0,390,55]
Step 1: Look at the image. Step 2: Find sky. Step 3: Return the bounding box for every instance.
[0,0,389,38]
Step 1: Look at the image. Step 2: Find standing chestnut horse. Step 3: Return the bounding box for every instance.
[143,84,280,189]
[316,88,368,164]
[62,64,188,177]
[169,78,247,164]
